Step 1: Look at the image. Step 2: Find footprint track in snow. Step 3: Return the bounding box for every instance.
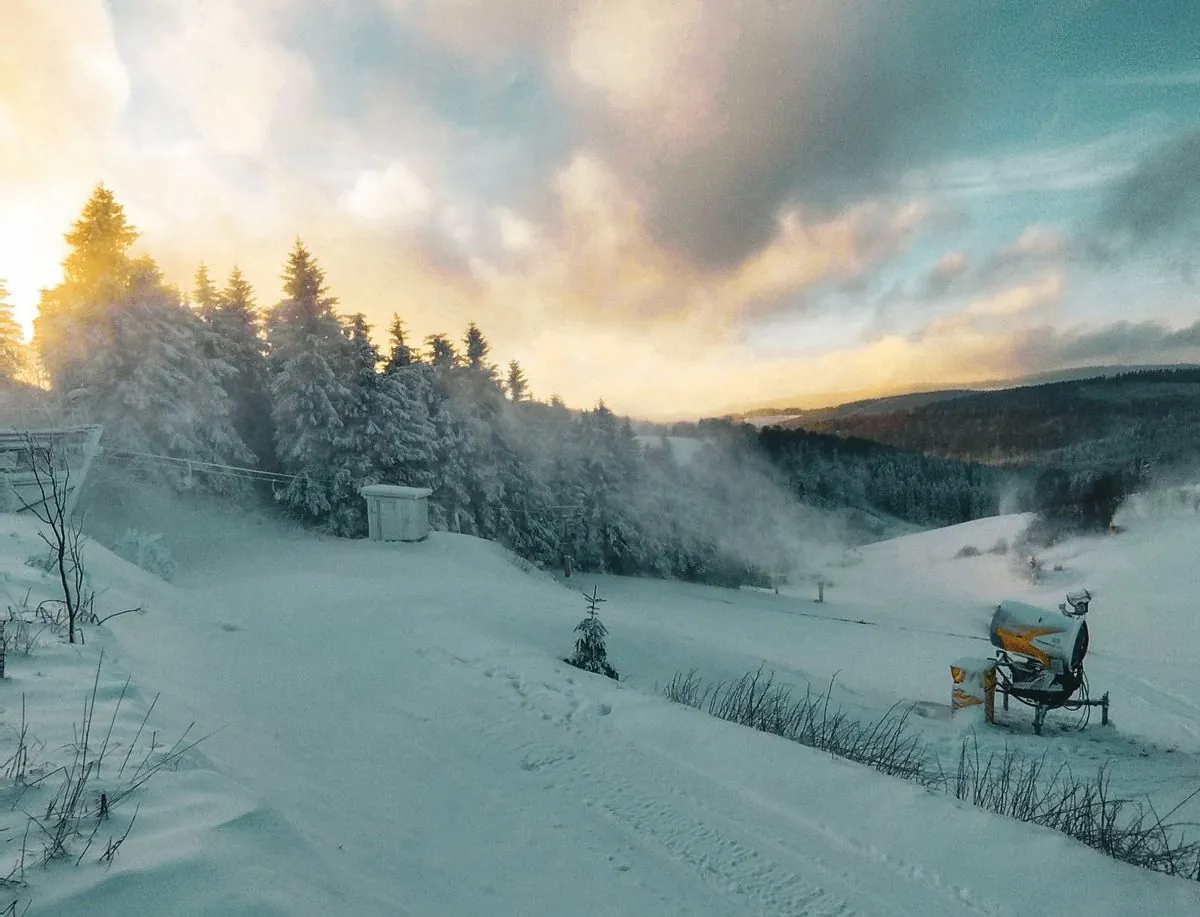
[460,669,1008,916]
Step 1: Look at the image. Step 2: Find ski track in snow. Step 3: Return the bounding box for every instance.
[433,650,1012,917]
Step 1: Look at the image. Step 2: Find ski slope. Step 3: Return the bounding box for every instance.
[3,493,1200,915]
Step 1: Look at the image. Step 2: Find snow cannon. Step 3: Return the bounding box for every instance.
[989,599,1089,674]
[985,590,1109,734]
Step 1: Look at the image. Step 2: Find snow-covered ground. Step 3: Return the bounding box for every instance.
[2,492,1200,915]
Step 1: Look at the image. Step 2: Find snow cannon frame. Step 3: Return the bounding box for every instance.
[989,590,1110,735]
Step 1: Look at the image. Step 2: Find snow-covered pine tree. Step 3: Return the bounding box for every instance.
[506,359,529,403]
[212,268,276,470]
[380,353,438,491]
[192,263,221,324]
[459,344,507,536]
[324,312,388,535]
[33,189,250,481]
[424,356,475,534]
[267,241,357,526]
[564,586,618,680]
[438,322,518,540]
[463,321,490,373]
[575,403,643,573]
[270,345,351,521]
[0,281,25,383]
[34,185,136,395]
[75,258,251,484]
[425,332,457,370]
[384,313,420,373]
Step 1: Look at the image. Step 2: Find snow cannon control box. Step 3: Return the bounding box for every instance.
[950,657,997,722]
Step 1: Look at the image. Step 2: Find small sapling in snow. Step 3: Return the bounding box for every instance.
[564,586,618,681]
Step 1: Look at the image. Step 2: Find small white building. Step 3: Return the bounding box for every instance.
[359,484,433,542]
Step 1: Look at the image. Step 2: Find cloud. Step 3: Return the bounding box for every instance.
[1051,319,1200,365]
[964,272,1064,320]
[904,128,1159,202]
[0,0,128,179]
[386,0,976,269]
[465,154,929,341]
[918,270,1065,340]
[574,1,975,268]
[119,0,315,159]
[1098,128,1200,248]
[341,161,435,224]
[925,251,968,296]
[978,225,1066,284]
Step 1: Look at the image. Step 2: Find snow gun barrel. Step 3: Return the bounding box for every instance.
[989,599,1089,671]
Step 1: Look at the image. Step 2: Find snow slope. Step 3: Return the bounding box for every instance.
[3,496,1200,915]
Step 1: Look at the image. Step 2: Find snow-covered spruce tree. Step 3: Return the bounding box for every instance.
[421,332,474,533]
[267,241,357,528]
[191,263,221,323]
[320,313,381,534]
[425,332,457,370]
[33,188,250,485]
[451,326,509,539]
[211,267,276,471]
[325,312,439,535]
[505,359,529,402]
[34,185,136,395]
[95,260,252,485]
[384,313,419,373]
[462,321,492,375]
[483,396,565,565]
[380,348,438,491]
[571,403,642,574]
[564,586,618,680]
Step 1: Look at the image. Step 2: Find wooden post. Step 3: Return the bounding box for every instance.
[816,576,826,603]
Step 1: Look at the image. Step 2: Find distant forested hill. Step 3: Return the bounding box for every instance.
[779,369,1200,475]
[674,419,1008,530]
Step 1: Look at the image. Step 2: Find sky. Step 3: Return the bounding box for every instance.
[2,0,1199,419]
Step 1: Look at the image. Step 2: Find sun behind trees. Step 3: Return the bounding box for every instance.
[33,186,248,484]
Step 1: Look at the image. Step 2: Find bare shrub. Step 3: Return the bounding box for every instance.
[3,594,47,659]
[954,545,981,559]
[5,654,206,881]
[951,736,1200,879]
[15,435,92,644]
[664,667,934,786]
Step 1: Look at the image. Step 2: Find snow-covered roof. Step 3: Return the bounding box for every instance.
[359,484,433,499]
